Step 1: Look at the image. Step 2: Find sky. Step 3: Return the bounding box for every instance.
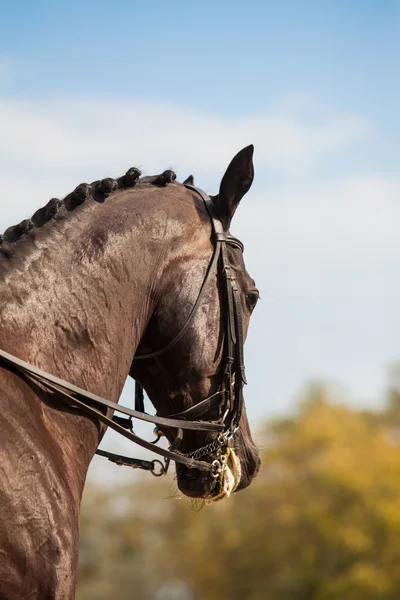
[1,1,399,481]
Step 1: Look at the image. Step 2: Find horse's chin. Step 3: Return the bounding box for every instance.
[176,448,242,503]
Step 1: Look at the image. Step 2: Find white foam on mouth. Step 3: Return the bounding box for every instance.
[206,447,242,504]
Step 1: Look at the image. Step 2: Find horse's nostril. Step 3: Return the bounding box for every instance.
[176,467,215,499]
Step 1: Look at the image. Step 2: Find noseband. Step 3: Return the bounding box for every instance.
[0,185,246,482]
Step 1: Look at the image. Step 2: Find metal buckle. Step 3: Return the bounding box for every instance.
[211,455,227,480]
[151,459,168,477]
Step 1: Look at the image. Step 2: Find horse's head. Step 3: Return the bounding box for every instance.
[131,146,260,501]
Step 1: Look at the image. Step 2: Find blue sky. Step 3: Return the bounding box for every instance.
[0,1,399,479]
[2,1,399,117]
[1,1,399,181]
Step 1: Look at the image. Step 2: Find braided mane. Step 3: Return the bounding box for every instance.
[0,167,178,248]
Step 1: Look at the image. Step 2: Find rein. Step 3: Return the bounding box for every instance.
[0,185,246,482]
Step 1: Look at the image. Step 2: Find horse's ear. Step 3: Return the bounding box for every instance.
[214,145,254,230]
[183,175,194,185]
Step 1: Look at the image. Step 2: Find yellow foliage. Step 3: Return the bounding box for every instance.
[77,385,400,600]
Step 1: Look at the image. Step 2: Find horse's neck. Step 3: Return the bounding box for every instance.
[1,194,162,392]
[0,192,165,484]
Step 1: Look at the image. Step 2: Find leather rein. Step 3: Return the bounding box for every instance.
[0,185,246,481]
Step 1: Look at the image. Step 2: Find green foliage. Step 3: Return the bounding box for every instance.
[77,380,400,600]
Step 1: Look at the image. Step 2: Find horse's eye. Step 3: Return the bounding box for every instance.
[246,290,259,312]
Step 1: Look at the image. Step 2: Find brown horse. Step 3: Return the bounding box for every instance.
[0,145,260,599]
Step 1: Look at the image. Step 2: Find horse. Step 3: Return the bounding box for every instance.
[0,145,261,599]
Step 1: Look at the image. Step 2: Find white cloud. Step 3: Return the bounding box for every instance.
[0,97,368,174]
[0,95,370,230]
[237,176,400,265]
[0,96,396,290]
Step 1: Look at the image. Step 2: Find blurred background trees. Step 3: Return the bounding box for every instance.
[77,369,400,600]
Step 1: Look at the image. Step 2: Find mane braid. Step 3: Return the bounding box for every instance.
[0,165,180,248]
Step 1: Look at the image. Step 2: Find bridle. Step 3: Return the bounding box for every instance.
[0,185,247,483]
[0,185,246,480]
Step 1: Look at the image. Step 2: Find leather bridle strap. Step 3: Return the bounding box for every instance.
[25,370,217,473]
[191,185,246,430]
[168,391,223,421]
[0,348,223,433]
[130,183,246,438]
[134,226,222,360]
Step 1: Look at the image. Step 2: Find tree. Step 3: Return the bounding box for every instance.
[77,383,400,600]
